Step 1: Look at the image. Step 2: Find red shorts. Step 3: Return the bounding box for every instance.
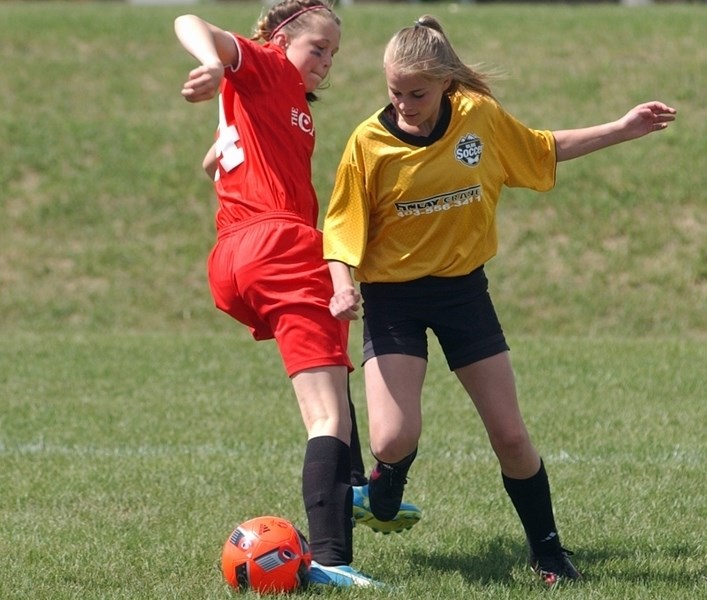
[208,213,353,377]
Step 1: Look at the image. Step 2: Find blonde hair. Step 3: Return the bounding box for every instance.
[383,15,495,99]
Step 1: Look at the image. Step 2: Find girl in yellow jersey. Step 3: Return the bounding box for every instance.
[323,15,676,587]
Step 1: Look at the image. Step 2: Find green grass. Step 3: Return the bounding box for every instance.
[0,1,704,336]
[1,2,706,598]
[1,331,705,598]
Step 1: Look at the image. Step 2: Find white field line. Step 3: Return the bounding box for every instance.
[0,441,703,465]
[0,440,261,458]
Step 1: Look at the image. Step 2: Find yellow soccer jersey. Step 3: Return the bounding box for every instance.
[323,92,557,283]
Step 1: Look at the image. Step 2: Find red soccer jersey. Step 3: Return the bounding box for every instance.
[212,35,319,229]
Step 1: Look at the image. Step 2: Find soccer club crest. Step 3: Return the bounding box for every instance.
[455,134,483,167]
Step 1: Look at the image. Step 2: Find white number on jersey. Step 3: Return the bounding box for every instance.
[215,93,245,174]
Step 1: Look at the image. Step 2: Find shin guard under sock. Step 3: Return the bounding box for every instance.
[502,460,562,556]
[302,436,353,566]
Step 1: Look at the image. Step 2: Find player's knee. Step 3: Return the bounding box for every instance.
[489,427,532,461]
[370,436,418,464]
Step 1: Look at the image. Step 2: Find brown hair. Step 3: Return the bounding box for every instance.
[252,0,339,102]
[252,0,339,43]
[383,15,495,99]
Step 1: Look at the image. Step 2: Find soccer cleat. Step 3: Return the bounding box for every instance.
[530,548,582,586]
[353,484,421,534]
[367,462,411,521]
[308,561,385,588]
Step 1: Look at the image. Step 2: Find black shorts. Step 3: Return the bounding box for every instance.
[361,266,509,371]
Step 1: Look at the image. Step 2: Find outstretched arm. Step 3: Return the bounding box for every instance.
[553,101,677,162]
[174,14,238,103]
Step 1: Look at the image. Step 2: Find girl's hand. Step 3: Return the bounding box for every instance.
[619,101,677,140]
[181,63,225,103]
[554,100,677,161]
[329,287,361,321]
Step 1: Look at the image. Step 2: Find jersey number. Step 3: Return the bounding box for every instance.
[215,93,245,172]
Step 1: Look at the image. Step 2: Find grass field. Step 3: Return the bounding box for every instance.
[1,332,705,598]
[1,1,705,598]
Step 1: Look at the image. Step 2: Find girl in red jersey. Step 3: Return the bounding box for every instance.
[323,15,676,588]
[174,1,395,587]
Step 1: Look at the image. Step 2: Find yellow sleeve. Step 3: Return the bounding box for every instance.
[323,133,370,268]
[492,105,557,191]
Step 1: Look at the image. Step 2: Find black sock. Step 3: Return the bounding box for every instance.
[502,460,562,556]
[347,379,368,486]
[368,448,418,521]
[302,436,353,566]
[374,447,418,473]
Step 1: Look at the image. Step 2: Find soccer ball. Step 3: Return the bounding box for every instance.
[221,515,311,593]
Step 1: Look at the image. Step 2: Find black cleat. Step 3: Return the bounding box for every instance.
[367,462,409,522]
[530,548,582,586]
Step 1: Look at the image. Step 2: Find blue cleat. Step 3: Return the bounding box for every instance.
[352,484,421,534]
[308,561,385,588]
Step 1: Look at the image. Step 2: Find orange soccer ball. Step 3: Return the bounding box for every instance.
[221,516,312,593]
